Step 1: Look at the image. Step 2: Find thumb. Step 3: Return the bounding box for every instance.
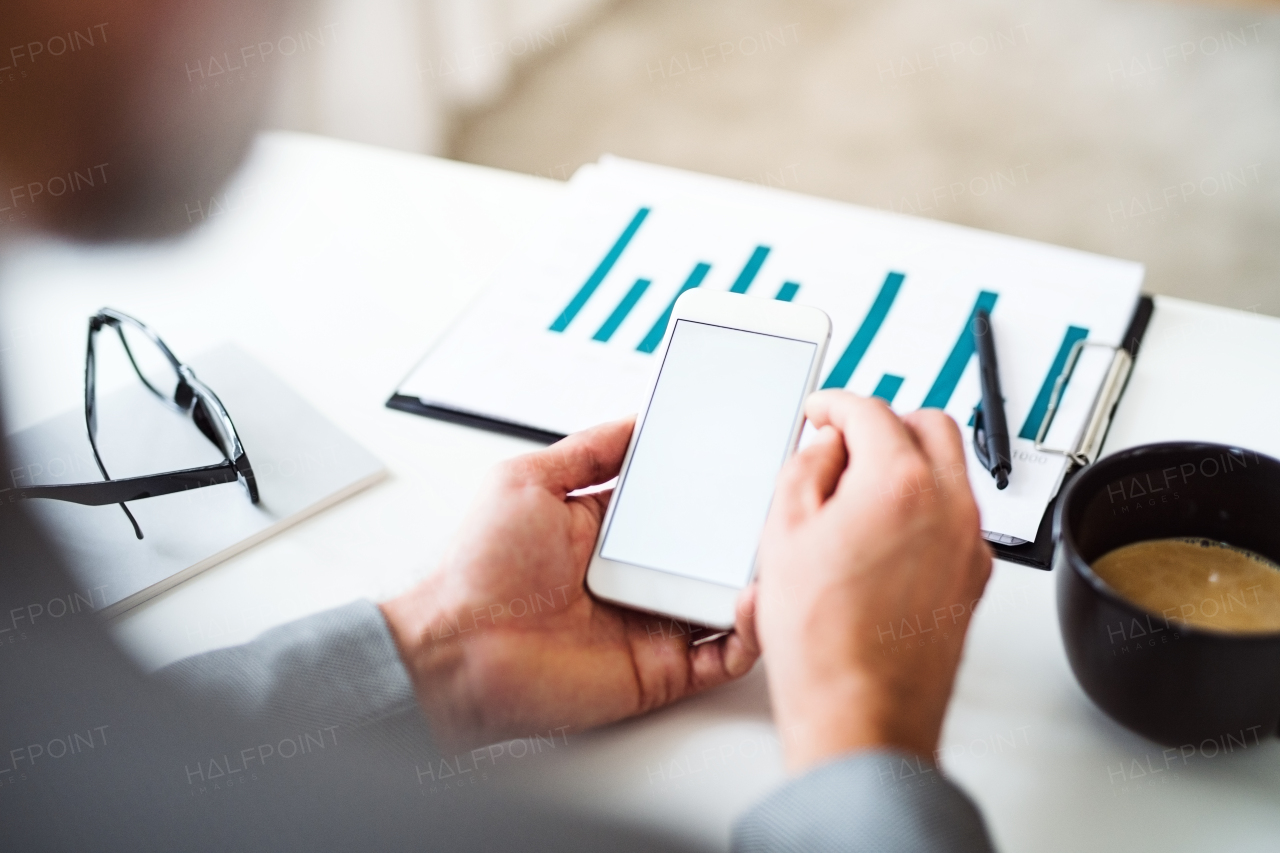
[770,425,845,526]
[517,416,635,496]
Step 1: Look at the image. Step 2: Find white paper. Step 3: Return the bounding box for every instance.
[400,158,1144,541]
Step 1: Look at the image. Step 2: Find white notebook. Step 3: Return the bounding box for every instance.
[395,157,1144,544]
[4,344,386,617]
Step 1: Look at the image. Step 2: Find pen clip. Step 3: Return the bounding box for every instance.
[1034,339,1131,468]
[971,404,994,471]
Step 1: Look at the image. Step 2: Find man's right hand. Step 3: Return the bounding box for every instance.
[755,390,992,773]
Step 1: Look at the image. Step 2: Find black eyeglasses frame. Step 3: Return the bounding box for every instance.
[15,308,258,539]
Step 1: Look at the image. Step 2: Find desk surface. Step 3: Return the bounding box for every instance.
[2,132,1279,853]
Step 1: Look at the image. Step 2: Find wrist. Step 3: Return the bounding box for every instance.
[770,669,938,773]
[378,574,481,749]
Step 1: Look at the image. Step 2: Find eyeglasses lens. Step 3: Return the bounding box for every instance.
[93,324,227,477]
[116,322,183,405]
[192,396,235,461]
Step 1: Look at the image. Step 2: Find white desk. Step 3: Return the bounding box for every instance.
[2,132,1279,853]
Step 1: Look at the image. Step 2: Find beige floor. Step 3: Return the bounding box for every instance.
[452,0,1280,316]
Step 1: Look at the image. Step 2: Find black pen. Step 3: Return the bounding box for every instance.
[971,308,1012,489]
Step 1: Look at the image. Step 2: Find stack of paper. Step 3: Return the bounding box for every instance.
[398,158,1143,543]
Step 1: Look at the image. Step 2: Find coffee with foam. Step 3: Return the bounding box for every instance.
[1092,538,1280,634]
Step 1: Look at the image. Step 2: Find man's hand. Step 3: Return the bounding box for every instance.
[755,391,992,772]
[380,417,759,750]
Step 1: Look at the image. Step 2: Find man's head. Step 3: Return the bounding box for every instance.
[1,0,294,240]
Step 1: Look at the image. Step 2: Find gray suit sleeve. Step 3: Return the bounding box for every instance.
[156,599,419,731]
[733,749,996,853]
[160,603,992,853]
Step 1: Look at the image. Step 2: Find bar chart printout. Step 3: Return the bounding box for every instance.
[729,246,771,294]
[872,374,905,404]
[921,291,1000,410]
[1019,326,1089,440]
[638,263,712,354]
[550,207,649,332]
[593,279,651,343]
[821,272,905,390]
[395,155,1146,543]
[775,282,800,302]
[548,207,779,354]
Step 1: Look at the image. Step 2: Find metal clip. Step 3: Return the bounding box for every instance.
[1034,340,1133,468]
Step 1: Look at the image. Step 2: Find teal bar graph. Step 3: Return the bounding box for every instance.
[775,282,800,302]
[872,374,905,404]
[593,278,651,342]
[821,272,906,389]
[637,263,712,353]
[1019,325,1089,439]
[550,207,650,332]
[921,291,999,409]
[729,246,771,293]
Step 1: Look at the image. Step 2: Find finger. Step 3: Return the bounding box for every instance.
[725,583,760,670]
[771,425,845,525]
[901,409,972,497]
[944,541,993,648]
[689,586,761,688]
[901,409,966,471]
[514,416,635,496]
[805,390,921,470]
[970,539,994,594]
[570,487,614,526]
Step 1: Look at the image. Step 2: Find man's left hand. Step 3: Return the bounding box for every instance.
[380,417,760,749]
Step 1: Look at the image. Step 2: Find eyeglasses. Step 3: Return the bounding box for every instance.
[17,308,258,539]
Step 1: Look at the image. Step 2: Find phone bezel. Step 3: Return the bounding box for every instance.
[585,289,831,630]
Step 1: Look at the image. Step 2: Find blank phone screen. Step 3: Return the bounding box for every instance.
[600,319,817,589]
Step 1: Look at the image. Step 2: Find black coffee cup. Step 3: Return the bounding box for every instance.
[1053,441,1280,746]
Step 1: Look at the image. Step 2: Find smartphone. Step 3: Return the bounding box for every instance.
[586,289,831,629]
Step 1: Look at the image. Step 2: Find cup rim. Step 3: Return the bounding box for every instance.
[1055,441,1280,641]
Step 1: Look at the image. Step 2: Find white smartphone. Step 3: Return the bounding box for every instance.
[586,289,831,630]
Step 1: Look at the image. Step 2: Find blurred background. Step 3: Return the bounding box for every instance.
[266,0,1280,315]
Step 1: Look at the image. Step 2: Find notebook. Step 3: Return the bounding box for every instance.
[3,344,386,616]
[390,157,1148,566]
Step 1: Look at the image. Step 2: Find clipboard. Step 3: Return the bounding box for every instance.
[390,297,1156,572]
[988,295,1155,569]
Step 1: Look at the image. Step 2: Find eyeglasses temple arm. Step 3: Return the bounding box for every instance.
[9,462,241,507]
